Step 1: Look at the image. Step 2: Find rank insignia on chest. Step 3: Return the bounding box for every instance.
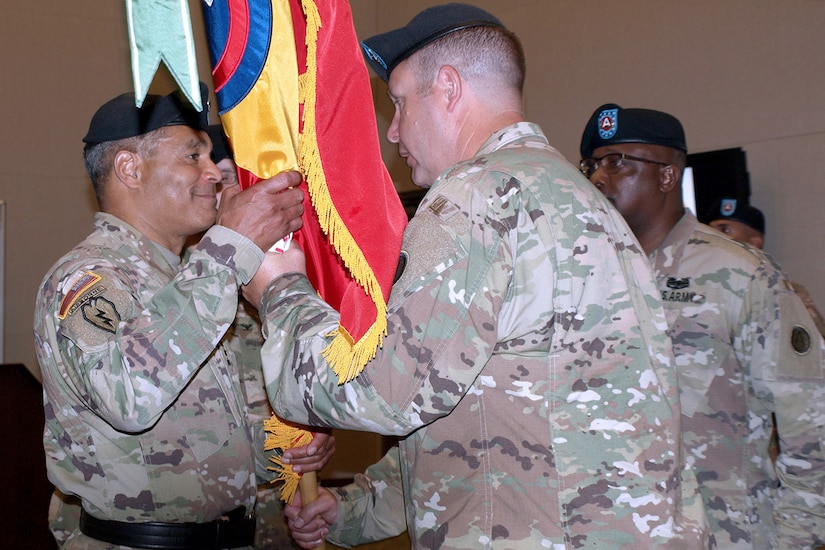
[666,277,690,290]
[427,195,460,221]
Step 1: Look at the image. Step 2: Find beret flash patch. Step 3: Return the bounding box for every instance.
[598,108,619,139]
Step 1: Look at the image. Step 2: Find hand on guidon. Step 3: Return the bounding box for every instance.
[216,170,304,252]
[284,486,338,549]
[242,242,307,308]
[282,430,336,474]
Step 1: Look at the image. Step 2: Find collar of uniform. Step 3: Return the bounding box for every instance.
[649,209,698,267]
[475,122,548,158]
[93,212,181,274]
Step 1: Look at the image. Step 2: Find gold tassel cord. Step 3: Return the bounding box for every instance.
[297,0,390,384]
[264,414,327,548]
[263,414,315,505]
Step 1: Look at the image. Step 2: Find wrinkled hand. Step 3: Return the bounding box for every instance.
[282,430,335,474]
[216,171,304,252]
[242,244,307,308]
[284,487,338,549]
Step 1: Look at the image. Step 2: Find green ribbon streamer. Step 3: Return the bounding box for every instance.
[125,0,202,110]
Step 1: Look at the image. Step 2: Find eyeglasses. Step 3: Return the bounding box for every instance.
[579,153,670,178]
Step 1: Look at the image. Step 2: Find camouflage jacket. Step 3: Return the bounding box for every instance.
[326,446,406,547]
[260,123,710,548]
[227,301,271,425]
[34,213,264,540]
[652,213,825,548]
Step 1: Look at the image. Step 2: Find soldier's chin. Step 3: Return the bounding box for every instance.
[409,166,431,188]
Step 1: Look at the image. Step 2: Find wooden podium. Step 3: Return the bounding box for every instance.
[0,364,56,549]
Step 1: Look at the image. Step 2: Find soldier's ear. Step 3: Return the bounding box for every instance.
[436,65,462,112]
[659,164,680,194]
[112,150,141,189]
[749,233,764,250]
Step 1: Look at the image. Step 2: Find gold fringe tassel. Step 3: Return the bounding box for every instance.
[264,414,315,504]
[297,0,390,384]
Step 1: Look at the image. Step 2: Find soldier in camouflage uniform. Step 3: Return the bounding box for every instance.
[246,5,711,548]
[33,86,331,549]
[580,103,825,548]
[705,197,825,339]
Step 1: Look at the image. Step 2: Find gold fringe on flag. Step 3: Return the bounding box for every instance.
[297,0,390,384]
[263,414,315,504]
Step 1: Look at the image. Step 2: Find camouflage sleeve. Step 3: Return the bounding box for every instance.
[260,180,508,435]
[49,226,262,433]
[257,274,368,427]
[742,265,825,545]
[790,280,825,338]
[326,447,407,547]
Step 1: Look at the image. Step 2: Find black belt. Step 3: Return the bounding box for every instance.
[79,507,255,549]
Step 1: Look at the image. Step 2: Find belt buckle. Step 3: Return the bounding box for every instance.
[214,507,254,549]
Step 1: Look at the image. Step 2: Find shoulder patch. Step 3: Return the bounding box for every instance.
[59,272,103,319]
[80,296,121,334]
[59,272,134,348]
[791,324,813,355]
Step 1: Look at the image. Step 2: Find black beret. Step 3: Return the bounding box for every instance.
[207,124,233,163]
[361,3,504,82]
[706,197,765,234]
[83,82,210,146]
[580,103,687,159]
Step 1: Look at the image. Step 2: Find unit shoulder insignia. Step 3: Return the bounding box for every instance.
[791,324,813,355]
[58,271,102,319]
[58,271,133,347]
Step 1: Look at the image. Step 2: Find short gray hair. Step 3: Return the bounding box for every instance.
[83,129,164,207]
[409,25,525,95]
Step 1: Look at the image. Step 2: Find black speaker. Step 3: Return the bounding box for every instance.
[686,147,751,223]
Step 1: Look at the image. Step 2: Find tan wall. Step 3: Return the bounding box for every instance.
[6,1,825,383]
